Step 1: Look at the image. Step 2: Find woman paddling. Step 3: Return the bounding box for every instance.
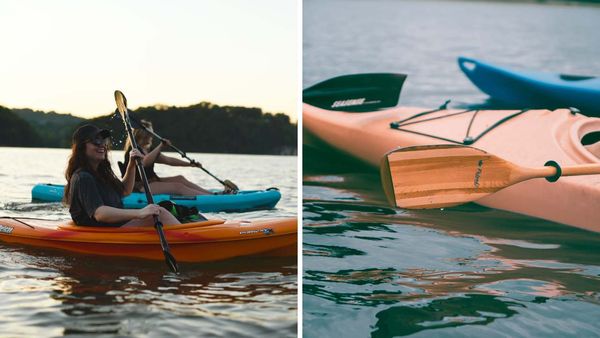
[123,120,226,195]
[64,124,180,227]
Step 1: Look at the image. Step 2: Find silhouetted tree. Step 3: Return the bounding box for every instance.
[0,106,41,146]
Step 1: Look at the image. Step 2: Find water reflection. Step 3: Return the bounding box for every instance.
[303,145,600,337]
[372,294,521,337]
[1,239,297,337]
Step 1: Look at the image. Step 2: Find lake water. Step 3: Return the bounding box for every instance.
[0,147,297,337]
[303,0,600,337]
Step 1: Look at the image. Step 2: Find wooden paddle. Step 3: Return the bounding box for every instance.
[380,144,600,209]
[115,90,179,273]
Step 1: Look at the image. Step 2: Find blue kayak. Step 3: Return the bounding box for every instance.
[458,56,600,116]
[31,183,281,212]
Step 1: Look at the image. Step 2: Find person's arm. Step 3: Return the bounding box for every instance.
[142,143,163,167]
[122,148,144,196]
[94,204,161,223]
[153,138,200,167]
[156,153,197,167]
[76,172,154,224]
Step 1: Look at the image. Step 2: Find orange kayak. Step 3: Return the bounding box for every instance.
[0,217,297,262]
[304,74,600,232]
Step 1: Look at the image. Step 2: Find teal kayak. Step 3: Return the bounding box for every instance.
[458,56,600,116]
[31,183,281,212]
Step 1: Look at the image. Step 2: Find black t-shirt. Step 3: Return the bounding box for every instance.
[123,146,160,182]
[68,170,125,227]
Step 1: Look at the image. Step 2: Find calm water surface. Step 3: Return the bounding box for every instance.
[0,147,297,337]
[304,0,600,337]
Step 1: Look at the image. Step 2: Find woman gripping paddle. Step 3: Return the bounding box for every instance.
[122,120,228,196]
[64,124,180,227]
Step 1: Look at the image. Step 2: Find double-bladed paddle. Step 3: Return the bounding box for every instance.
[114,90,179,273]
[126,115,239,193]
[381,144,600,209]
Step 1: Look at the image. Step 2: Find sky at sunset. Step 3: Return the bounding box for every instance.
[0,0,298,120]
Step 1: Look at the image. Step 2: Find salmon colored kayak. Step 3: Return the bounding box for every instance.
[303,73,600,232]
[0,217,297,262]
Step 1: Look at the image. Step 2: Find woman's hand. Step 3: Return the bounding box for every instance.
[190,159,203,168]
[129,148,145,164]
[137,204,162,219]
[122,148,146,196]
[161,138,172,147]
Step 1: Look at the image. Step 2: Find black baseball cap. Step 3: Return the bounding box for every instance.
[72,124,111,144]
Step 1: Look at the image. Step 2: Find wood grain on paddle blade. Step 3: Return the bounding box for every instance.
[384,145,520,209]
[114,90,128,115]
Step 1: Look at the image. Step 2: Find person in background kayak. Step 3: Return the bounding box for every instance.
[64,124,180,227]
[123,119,224,195]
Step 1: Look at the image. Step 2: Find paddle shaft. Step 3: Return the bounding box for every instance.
[116,95,178,273]
[533,163,600,179]
[132,117,232,187]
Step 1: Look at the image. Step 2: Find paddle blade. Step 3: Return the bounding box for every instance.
[223,179,239,192]
[303,73,406,112]
[381,145,521,209]
[164,250,179,273]
[114,90,128,117]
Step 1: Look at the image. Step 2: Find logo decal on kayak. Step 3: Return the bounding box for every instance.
[331,98,366,108]
[474,160,483,188]
[0,225,14,234]
[240,228,274,235]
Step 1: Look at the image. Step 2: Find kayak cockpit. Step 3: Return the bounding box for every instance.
[575,122,600,161]
[581,131,600,159]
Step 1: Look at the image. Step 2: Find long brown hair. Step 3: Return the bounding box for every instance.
[123,119,153,154]
[63,138,124,205]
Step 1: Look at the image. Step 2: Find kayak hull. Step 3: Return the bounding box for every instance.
[0,217,297,262]
[304,102,600,232]
[31,184,281,212]
[458,56,600,116]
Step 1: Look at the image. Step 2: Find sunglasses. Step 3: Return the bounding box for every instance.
[88,137,111,147]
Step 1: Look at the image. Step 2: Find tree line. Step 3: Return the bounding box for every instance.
[0,102,297,155]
